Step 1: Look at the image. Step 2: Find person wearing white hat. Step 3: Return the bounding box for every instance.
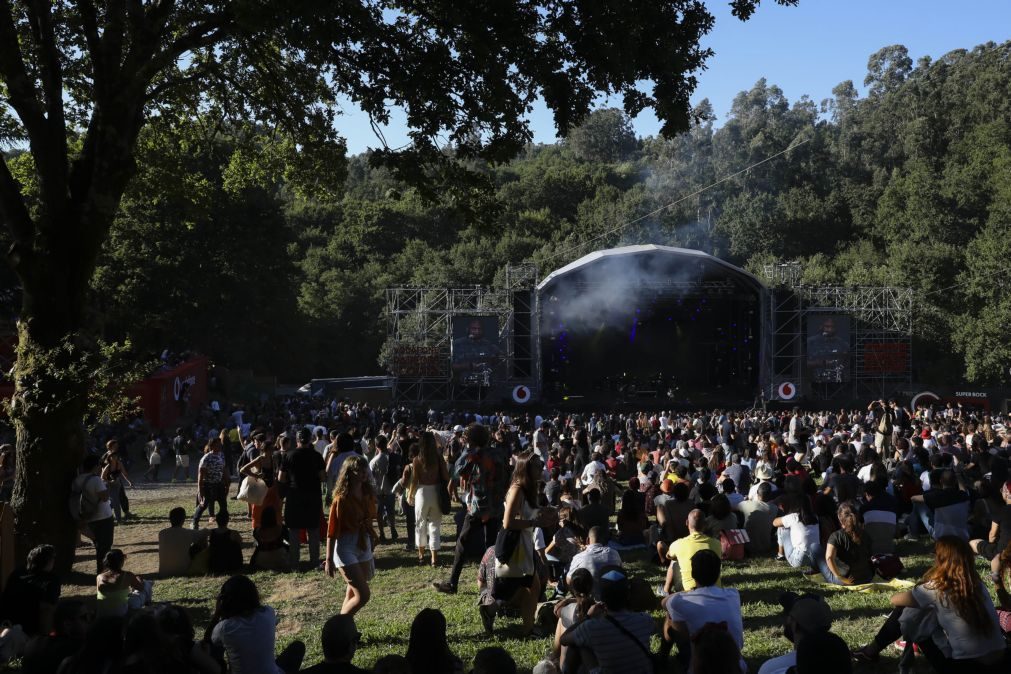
[748,465,778,500]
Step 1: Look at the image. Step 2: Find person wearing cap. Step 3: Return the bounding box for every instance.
[301,614,368,673]
[280,428,326,569]
[661,509,721,595]
[559,565,657,674]
[756,592,833,674]
[662,549,744,674]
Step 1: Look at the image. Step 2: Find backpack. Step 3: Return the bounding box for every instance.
[69,474,98,521]
[720,529,749,561]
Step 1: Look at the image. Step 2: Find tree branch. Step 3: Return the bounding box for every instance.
[73,0,104,95]
[0,0,46,139]
[0,152,36,273]
[141,13,233,83]
[24,0,69,197]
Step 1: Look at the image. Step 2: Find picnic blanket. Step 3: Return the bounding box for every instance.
[808,574,915,593]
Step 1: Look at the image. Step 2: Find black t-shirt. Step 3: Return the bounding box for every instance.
[826,473,860,502]
[827,529,874,583]
[990,503,1011,553]
[282,446,325,528]
[283,446,325,494]
[860,492,898,515]
[0,569,60,635]
[922,488,969,511]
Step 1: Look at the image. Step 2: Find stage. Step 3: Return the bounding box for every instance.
[537,246,765,406]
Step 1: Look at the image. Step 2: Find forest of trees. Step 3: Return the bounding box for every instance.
[53,41,1011,386]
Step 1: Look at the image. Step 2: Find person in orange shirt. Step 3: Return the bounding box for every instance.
[325,454,378,616]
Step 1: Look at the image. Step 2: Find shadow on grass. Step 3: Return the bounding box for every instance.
[746,603,890,630]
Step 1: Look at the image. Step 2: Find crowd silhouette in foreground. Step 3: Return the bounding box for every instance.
[3,398,1011,672]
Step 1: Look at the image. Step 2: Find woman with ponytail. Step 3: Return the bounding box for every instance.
[819,500,873,585]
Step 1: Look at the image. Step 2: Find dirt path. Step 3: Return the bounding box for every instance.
[67,480,256,594]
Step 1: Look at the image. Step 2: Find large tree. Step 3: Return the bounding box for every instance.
[0,1,795,567]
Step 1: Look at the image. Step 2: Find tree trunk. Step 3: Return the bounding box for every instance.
[10,261,89,573]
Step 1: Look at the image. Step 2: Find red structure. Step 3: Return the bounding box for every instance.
[129,356,209,429]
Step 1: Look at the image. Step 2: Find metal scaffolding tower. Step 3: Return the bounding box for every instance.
[385,263,538,405]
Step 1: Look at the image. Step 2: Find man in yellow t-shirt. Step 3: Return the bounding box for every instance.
[661,509,722,594]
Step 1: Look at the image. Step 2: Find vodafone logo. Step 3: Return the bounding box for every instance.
[911,391,939,409]
[173,375,197,401]
[777,382,797,400]
[512,385,531,404]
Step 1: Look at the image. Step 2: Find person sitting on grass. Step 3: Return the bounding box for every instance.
[662,549,744,674]
[471,646,517,674]
[818,500,873,586]
[158,507,206,577]
[207,510,244,575]
[301,614,368,673]
[205,574,305,674]
[96,550,150,618]
[690,622,745,674]
[736,481,775,557]
[404,608,464,674]
[794,631,852,674]
[660,509,721,595]
[567,526,622,598]
[852,536,1007,673]
[250,505,290,572]
[558,565,657,674]
[0,544,60,637]
[551,568,595,667]
[21,599,88,674]
[970,479,1011,581]
[756,592,833,674]
[772,494,821,573]
[544,506,582,593]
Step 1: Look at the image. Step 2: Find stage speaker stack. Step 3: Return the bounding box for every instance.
[512,290,533,378]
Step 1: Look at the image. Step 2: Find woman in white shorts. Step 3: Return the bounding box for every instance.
[325,454,377,616]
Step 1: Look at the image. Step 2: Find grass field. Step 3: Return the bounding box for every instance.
[56,481,963,673]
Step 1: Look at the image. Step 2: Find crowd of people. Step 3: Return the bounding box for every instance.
[2,396,1011,672]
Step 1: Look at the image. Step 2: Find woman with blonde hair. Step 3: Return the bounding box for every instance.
[854,536,1007,671]
[412,431,451,567]
[325,454,377,616]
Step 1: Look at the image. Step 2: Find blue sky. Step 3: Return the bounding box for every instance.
[336,0,1011,155]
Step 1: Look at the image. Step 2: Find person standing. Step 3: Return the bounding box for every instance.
[101,439,132,522]
[281,428,326,570]
[193,438,230,529]
[325,455,377,616]
[239,434,282,531]
[412,432,450,567]
[369,436,399,544]
[75,455,115,573]
[144,434,162,482]
[434,424,508,595]
[171,427,191,482]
